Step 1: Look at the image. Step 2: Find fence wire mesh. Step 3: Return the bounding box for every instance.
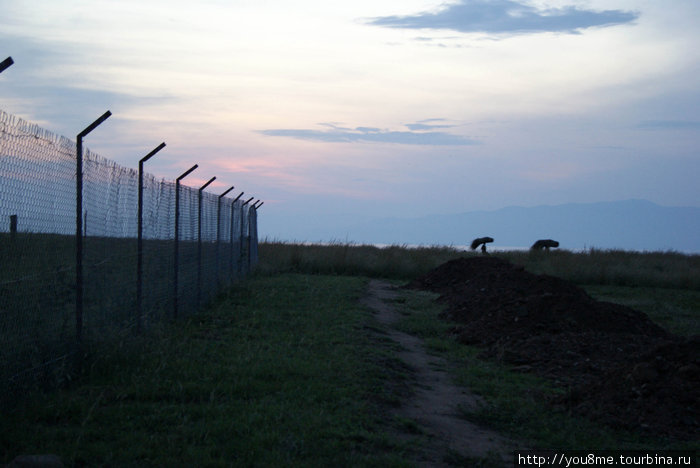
[0,108,259,400]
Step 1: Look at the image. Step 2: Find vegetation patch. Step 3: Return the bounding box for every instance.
[3,242,698,464]
[1,274,413,466]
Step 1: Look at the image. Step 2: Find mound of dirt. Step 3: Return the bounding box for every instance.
[407,256,698,439]
[568,336,699,439]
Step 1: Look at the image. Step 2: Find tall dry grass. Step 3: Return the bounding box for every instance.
[257,240,465,279]
[500,248,700,290]
[258,241,700,290]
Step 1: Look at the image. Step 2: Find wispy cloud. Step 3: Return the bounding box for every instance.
[259,121,478,146]
[366,0,638,35]
[636,120,700,130]
[210,155,388,199]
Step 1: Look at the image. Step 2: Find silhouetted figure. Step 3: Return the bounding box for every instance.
[531,239,559,251]
[470,236,494,254]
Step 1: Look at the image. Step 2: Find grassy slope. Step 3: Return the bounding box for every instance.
[258,242,700,337]
[1,274,414,467]
[256,243,700,451]
[3,242,698,464]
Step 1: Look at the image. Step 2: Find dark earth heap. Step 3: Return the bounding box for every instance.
[407,256,698,440]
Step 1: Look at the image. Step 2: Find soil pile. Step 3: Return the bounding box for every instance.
[571,336,698,440]
[407,256,698,439]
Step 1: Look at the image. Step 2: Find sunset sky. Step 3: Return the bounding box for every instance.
[1,0,698,243]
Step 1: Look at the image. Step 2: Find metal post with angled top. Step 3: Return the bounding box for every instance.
[76,110,111,344]
[0,57,13,74]
[174,164,198,319]
[248,200,260,271]
[240,197,254,276]
[137,142,166,331]
[197,176,216,306]
[216,186,234,286]
[230,192,244,279]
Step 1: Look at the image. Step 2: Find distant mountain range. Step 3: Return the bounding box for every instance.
[339,200,700,253]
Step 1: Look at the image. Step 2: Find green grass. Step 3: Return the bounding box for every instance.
[255,242,700,453]
[0,232,247,397]
[2,273,415,466]
[582,285,700,336]
[3,241,698,465]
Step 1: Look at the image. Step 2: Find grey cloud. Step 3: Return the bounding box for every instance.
[260,122,478,146]
[367,0,638,35]
[405,120,455,131]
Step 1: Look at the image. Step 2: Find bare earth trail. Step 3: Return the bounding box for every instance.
[361,279,518,467]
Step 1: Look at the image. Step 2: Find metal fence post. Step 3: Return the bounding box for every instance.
[76,110,111,345]
[240,197,254,276]
[253,202,262,266]
[248,200,260,272]
[174,164,198,319]
[216,186,234,287]
[197,176,216,307]
[137,142,165,332]
[230,192,243,280]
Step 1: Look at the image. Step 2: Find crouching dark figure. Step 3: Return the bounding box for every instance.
[531,239,559,251]
[471,236,494,254]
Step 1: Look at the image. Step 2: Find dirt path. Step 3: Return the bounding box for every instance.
[362,279,516,467]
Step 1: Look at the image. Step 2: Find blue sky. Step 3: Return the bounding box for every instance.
[1,0,698,243]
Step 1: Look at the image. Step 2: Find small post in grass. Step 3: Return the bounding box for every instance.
[9,215,17,240]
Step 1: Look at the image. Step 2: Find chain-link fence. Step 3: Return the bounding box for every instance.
[0,108,259,400]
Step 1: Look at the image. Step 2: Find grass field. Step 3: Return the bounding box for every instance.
[0,232,248,398]
[258,240,700,289]
[259,241,700,337]
[1,241,698,465]
[2,274,415,466]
